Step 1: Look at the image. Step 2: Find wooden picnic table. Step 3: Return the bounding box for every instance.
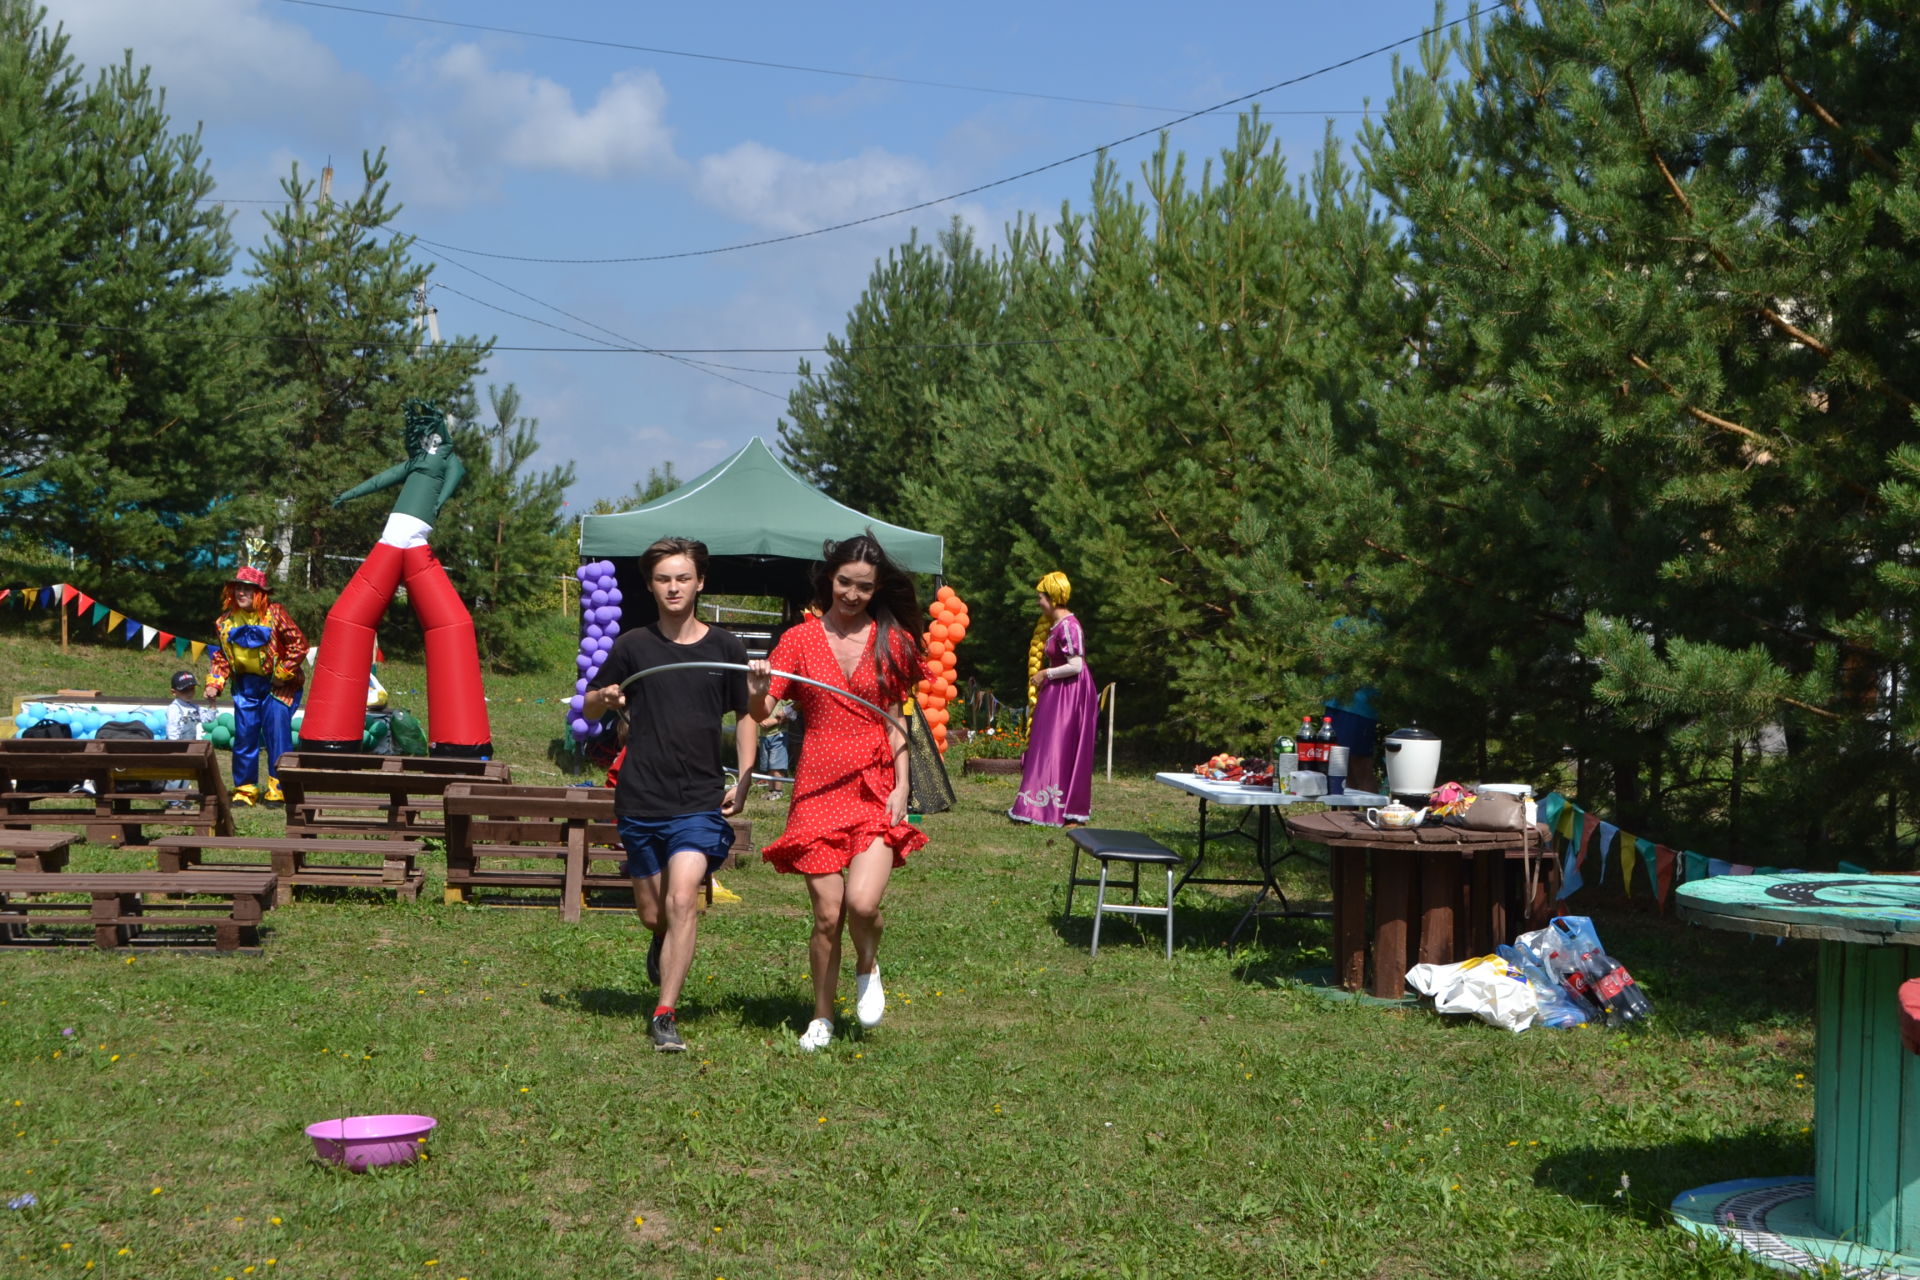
[0,739,233,844]
[1673,872,1920,1268]
[275,752,511,838]
[442,783,749,921]
[0,830,80,873]
[0,869,276,951]
[1284,811,1556,998]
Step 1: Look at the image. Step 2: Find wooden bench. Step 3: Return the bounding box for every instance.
[0,831,79,873]
[0,739,234,844]
[151,835,426,904]
[276,752,512,838]
[442,783,751,922]
[0,870,275,950]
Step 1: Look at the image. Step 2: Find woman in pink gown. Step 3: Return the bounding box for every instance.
[1010,572,1097,826]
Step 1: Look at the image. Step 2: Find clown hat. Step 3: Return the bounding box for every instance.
[228,565,269,590]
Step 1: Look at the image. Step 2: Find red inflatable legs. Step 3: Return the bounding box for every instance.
[301,542,404,752]
[403,544,492,758]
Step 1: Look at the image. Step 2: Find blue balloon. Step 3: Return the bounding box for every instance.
[586,624,604,641]
[576,654,591,672]
[569,716,589,736]
[589,589,607,607]
[575,678,588,694]
[602,621,621,638]
[14,712,38,731]
[579,635,598,654]
[592,648,609,666]
[606,589,623,606]
[596,576,615,592]
[576,565,593,582]
[569,694,585,712]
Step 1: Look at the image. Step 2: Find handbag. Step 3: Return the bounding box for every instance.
[1461,790,1527,831]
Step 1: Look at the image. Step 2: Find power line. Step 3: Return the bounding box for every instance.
[269,0,1379,118]
[421,257,789,401]
[406,8,1479,266]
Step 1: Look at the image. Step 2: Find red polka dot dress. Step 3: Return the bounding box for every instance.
[761,616,928,875]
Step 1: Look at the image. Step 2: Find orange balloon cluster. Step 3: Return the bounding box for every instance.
[915,586,969,753]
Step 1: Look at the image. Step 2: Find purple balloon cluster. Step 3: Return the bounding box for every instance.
[569,559,623,739]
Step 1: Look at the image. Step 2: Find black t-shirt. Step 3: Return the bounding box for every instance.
[596,623,750,817]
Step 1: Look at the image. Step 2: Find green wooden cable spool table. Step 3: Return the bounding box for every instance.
[1673,871,1920,1277]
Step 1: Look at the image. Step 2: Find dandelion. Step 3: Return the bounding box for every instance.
[519,1088,530,1093]
[634,1217,644,1226]
[817,1116,826,1124]
[151,1187,163,1195]
[118,1249,130,1257]
[60,1243,71,1250]
[425,1262,438,1267]
[110,1055,120,1063]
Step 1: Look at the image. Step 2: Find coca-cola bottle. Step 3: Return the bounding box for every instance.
[1575,950,1654,1025]
[1300,715,1322,772]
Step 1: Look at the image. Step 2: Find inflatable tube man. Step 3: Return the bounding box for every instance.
[300,400,492,758]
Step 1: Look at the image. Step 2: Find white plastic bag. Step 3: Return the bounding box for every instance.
[1405,954,1539,1033]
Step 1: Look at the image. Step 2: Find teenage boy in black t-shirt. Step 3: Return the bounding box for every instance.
[583,537,754,1052]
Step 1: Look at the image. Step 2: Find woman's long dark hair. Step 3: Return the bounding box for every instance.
[812,532,923,697]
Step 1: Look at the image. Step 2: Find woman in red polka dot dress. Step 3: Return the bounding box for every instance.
[748,534,927,1052]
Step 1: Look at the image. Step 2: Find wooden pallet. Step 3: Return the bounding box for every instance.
[151,835,426,904]
[0,870,275,950]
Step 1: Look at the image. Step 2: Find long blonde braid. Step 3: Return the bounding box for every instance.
[1028,572,1071,706]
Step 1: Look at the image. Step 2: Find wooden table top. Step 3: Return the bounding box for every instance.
[1285,810,1546,851]
[1677,871,1920,946]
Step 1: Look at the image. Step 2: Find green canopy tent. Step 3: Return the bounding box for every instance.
[579,436,943,609]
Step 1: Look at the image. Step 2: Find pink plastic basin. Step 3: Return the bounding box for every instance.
[306,1114,437,1172]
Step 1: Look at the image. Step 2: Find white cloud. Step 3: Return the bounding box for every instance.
[423,43,681,182]
[46,0,368,127]
[693,142,936,236]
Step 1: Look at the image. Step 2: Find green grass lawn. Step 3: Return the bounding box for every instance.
[0,622,1811,1278]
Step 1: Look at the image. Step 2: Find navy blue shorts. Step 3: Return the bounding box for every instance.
[618,811,734,881]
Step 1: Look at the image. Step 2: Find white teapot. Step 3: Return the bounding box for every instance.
[1365,801,1426,830]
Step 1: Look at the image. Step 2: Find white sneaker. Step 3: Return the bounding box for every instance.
[855,967,885,1028]
[798,1018,833,1052]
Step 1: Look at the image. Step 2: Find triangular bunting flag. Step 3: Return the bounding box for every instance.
[1558,845,1585,899]
[107,610,125,631]
[1731,863,1754,876]
[1619,831,1639,896]
[74,592,93,613]
[89,604,108,626]
[139,625,156,648]
[123,619,140,641]
[1654,846,1678,910]
[1594,819,1618,881]
[1707,857,1732,879]
[1554,803,1578,842]
[153,629,172,649]
[56,583,71,605]
[0,588,10,605]
[189,641,205,662]
[1537,791,1566,833]
[1680,850,1708,884]
[172,637,189,656]
[36,587,50,608]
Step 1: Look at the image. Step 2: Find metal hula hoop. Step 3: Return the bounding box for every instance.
[615,661,910,736]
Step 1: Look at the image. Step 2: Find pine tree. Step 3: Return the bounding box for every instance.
[1363,1,1920,861]
[422,382,574,673]
[246,151,494,649]
[0,1,272,632]
[780,219,1005,523]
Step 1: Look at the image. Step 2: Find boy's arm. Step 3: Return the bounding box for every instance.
[723,713,757,816]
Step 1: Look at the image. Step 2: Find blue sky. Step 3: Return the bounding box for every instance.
[46,0,1457,507]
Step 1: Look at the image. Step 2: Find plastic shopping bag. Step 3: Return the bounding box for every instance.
[1404,954,1539,1033]
[1496,943,1591,1027]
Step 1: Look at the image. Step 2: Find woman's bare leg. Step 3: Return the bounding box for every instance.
[844,837,894,974]
[804,872,846,1022]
